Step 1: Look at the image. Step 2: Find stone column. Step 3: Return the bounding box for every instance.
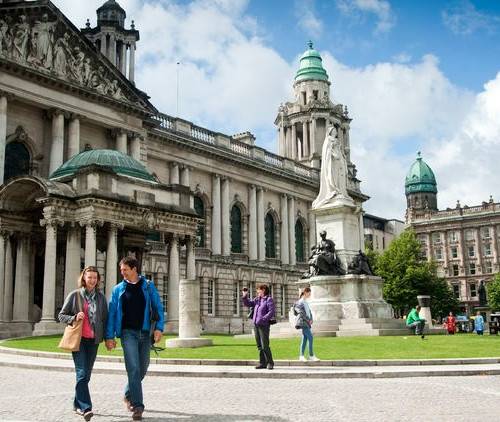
[105,224,119,301]
[291,123,297,160]
[49,110,65,174]
[167,235,180,323]
[100,33,107,55]
[285,127,291,158]
[186,236,196,280]
[120,42,127,74]
[475,228,483,269]
[180,165,190,187]
[109,33,116,65]
[131,134,141,161]
[288,196,296,266]
[64,225,81,299]
[0,233,5,320]
[302,121,309,159]
[310,117,317,156]
[248,185,258,261]
[492,225,499,266]
[129,42,136,83]
[211,174,221,255]
[280,194,289,265]
[278,125,284,156]
[442,230,449,270]
[67,115,80,159]
[13,235,30,322]
[40,221,58,321]
[116,129,127,154]
[257,187,265,261]
[3,235,14,321]
[308,209,317,248]
[459,229,466,273]
[0,95,7,185]
[221,177,230,256]
[84,222,97,267]
[170,162,180,184]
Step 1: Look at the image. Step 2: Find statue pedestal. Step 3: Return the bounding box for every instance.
[312,198,363,267]
[417,295,434,328]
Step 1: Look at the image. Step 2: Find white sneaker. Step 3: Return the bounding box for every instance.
[308,355,320,362]
[299,355,307,362]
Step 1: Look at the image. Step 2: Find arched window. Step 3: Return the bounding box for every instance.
[265,213,276,258]
[295,220,305,262]
[4,141,30,182]
[230,205,242,253]
[194,196,205,247]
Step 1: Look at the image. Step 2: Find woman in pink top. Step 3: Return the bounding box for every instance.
[59,266,108,421]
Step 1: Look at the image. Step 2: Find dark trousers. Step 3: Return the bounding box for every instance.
[72,338,99,412]
[254,324,274,366]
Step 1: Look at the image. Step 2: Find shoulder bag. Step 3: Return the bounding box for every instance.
[58,292,83,352]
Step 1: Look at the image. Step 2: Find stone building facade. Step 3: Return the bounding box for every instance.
[405,153,500,314]
[0,0,367,337]
[363,214,404,252]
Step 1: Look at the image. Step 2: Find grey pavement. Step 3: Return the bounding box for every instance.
[1,365,500,422]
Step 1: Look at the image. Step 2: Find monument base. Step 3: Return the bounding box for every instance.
[165,338,213,348]
[0,322,34,339]
[32,320,64,336]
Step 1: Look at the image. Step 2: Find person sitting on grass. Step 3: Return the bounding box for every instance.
[406,305,426,339]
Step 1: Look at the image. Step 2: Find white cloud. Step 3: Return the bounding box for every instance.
[336,0,395,34]
[442,1,500,35]
[294,0,324,39]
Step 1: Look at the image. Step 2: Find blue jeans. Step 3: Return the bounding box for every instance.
[72,338,99,412]
[407,320,426,335]
[121,329,151,410]
[300,325,314,356]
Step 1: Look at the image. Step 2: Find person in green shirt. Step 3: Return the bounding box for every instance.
[406,305,426,338]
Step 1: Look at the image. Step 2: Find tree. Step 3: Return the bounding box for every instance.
[374,229,459,318]
[487,273,500,312]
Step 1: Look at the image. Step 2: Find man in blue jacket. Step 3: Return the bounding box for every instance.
[105,256,164,421]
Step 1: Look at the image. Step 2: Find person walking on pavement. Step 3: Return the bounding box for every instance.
[59,266,108,421]
[105,257,164,421]
[294,287,320,362]
[406,305,426,339]
[242,284,275,370]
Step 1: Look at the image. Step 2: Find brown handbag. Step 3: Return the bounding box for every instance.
[58,292,83,352]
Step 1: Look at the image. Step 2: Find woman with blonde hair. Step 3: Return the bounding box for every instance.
[294,287,319,362]
[59,266,108,421]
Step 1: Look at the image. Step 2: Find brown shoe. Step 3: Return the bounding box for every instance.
[123,397,133,412]
[132,407,143,421]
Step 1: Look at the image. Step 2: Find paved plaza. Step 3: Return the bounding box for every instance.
[1,366,500,422]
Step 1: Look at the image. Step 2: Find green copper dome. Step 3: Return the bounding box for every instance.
[50,149,156,182]
[295,41,329,83]
[405,152,437,195]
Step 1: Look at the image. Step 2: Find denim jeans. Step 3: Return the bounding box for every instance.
[408,320,426,335]
[121,329,151,410]
[72,337,99,412]
[254,324,274,366]
[300,325,314,356]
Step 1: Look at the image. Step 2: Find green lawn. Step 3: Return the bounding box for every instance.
[2,334,500,360]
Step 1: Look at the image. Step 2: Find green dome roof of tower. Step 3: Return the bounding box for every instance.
[295,41,329,83]
[50,149,156,182]
[405,152,437,195]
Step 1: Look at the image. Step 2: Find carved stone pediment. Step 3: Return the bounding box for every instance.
[0,3,149,111]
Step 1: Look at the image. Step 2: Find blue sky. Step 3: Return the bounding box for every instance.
[54,0,500,219]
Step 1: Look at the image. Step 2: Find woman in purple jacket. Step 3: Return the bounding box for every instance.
[242,284,275,370]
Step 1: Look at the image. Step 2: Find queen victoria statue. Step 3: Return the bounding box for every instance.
[312,126,350,208]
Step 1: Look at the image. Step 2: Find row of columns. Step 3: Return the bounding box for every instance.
[48,110,82,175]
[278,118,317,160]
[100,34,136,83]
[211,174,230,255]
[169,162,191,186]
[114,129,142,161]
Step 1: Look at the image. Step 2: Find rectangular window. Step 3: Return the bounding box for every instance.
[313,90,318,100]
[207,280,214,316]
[452,284,460,299]
[451,246,458,259]
[432,232,441,244]
[482,227,491,239]
[301,92,307,105]
[465,229,474,241]
[280,284,286,317]
[484,243,491,256]
[470,283,477,297]
[468,246,475,257]
[453,264,459,276]
[269,284,274,298]
[485,261,493,273]
[417,234,427,244]
[469,263,476,275]
[233,281,240,316]
[434,248,442,260]
[448,231,458,242]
